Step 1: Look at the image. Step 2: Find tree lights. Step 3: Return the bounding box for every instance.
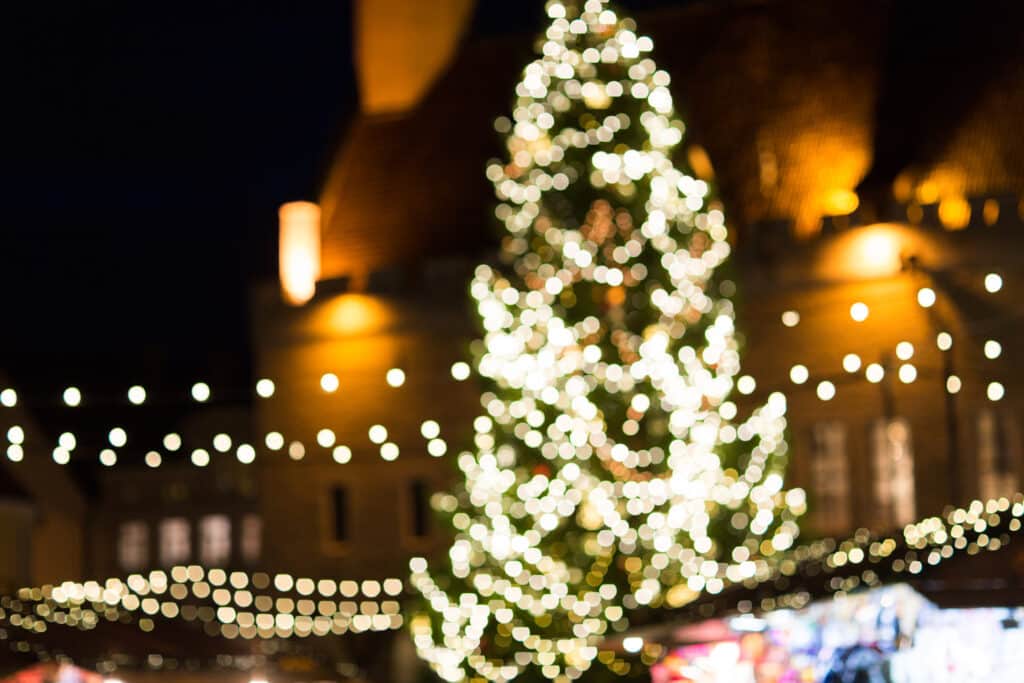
[409,2,802,680]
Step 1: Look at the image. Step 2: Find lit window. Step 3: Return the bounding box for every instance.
[199,515,231,566]
[977,409,1017,501]
[241,514,262,564]
[871,418,915,529]
[159,517,191,566]
[810,422,850,534]
[118,521,149,571]
[409,479,431,539]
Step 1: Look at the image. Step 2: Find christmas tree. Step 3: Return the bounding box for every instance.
[410,1,804,681]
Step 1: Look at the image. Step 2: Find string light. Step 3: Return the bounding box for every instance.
[865,363,885,383]
[849,302,869,322]
[842,354,861,373]
[191,382,211,403]
[127,385,147,405]
[0,389,16,407]
[984,340,1002,359]
[63,387,82,407]
[789,364,809,384]
[780,311,800,327]
[936,332,953,351]
[916,287,935,308]
[984,273,1003,293]
[320,373,339,393]
[946,375,962,394]
[385,368,406,387]
[256,379,275,398]
[987,382,1005,401]
[895,341,914,360]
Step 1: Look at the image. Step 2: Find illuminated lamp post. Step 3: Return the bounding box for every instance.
[278,201,321,305]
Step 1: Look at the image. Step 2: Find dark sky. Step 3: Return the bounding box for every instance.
[1,1,355,367]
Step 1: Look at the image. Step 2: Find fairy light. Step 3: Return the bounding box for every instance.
[109,428,128,448]
[842,354,861,373]
[7,426,24,444]
[849,302,869,322]
[946,375,962,394]
[936,332,953,351]
[984,340,1002,360]
[916,287,936,308]
[984,273,1003,293]
[780,311,800,328]
[385,368,406,387]
[332,446,352,464]
[895,341,914,360]
[789,364,809,385]
[212,434,232,453]
[320,373,339,393]
[316,429,336,448]
[816,381,836,401]
[127,385,147,405]
[987,382,1005,401]
[256,379,275,398]
[99,449,117,466]
[191,382,211,403]
[898,363,917,384]
[0,389,16,407]
[865,363,885,383]
[191,449,211,467]
[63,387,82,407]
[451,362,471,381]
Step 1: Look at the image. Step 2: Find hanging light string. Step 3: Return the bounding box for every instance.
[0,567,406,642]
[1,365,472,466]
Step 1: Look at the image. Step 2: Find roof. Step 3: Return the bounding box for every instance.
[319,0,1024,279]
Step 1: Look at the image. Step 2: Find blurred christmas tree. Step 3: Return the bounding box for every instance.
[410,1,805,681]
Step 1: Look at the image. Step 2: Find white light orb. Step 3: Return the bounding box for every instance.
[191,382,211,402]
[850,302,869,322]
[127,385,147,405]
[256,379,275,398]
[109,428,128,448]
[63,387,82,407]
[320,373,339,393]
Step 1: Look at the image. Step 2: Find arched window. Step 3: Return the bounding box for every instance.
[159,517,190,566]
[871,418,915,529]
[118,521,149,570]
[199,515,231,566]
[810,421,851,534]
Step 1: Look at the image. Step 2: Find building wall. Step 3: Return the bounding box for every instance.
[738,217,1024,536]
[249,274,480,579]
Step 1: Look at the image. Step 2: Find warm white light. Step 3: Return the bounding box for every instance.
[7,426,24,444]
[145,451,162,468]
[898,364,917,384]
[789,365,809,384]
[816,381,836,401]
[988,382,1005,401]
[842,353,861,373]
[256,379,275,398]
[163,433,181,451]
[320,373,340,393]
[736,375,756,394]
[450,362,471,381]
[916,287,936,308]
[865,363,885,383]
[0,389,15,407]
[946,375,962,394]
[278,201,321,306]
[63,387,82,407]
[895,341,914,360]
[52,447,70,465]
[191,449,211,467]
[984,340,1002,359]
[58,432,76,450]
[99,449,117,466]
[427,439,447,457]
[109,428,128,448]
[380,442,400,461]
[6,445,23,462]
[421,420,441,439]
[265,432,284,450]
[213,434,232,452]
[317,428,336,448]
[127,385,146,405]
[780,310,800,328]
[332,446,352,464]
[368,425,388,444]
[386,368,406,387]
[191,382,211,402]
[984,273,1003,293]
[850,302,869,322]
[623,636,644,653]
[936,332,953,351]
[236,444,256,464]
[288,441,305,460]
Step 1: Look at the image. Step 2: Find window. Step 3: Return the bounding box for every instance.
[159,517,191,566]
[871,418,915,529]
[331,487,348,543]
[199,515,231,566]
[241,514,262,564]
[978,409,1017,501]
[118,521,149,570]
[810,421,850,533]
[409,479,431,539]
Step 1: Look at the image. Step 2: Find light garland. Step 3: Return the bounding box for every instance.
[0,567,405,642]
[664,493,1024,623]
[410,2,803,681]
[1,365,467,466]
